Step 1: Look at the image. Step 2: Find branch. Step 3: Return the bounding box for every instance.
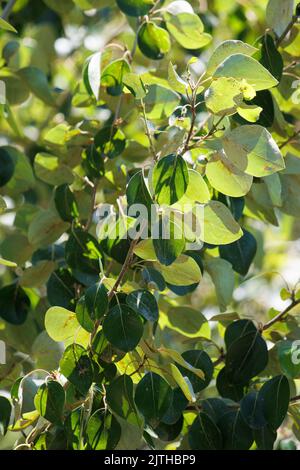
[84,179,98,231]
[263,297,300,331]
[275,15,298,48]
[1,0,17,20]
[141,98,157,161]
[279,129,300,150]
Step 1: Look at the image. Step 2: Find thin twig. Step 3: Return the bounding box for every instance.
[141,98,157,161]
[84,179,98,231]
[279,129,300,150]
[1,0,17,20]
[263,297,300,330]
[275,15,298,47]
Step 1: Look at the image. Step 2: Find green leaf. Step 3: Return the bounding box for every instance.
[83,52,101,100]
[153,153,189,205]
[1,146,35,194]
[218,409,253,450]
[18,67,56,106]
[65,229,104,285]
[86,410,121,450]
[20,260,56,288]
[201,200,243,245]
[0,396,12,435]
[266,0,295,36]
[157,253,201,286]
[240,392,267,430]
[28,210,70,247]
[222,125,285,177]
[214,54,278,91]
[0,284,30,325]
[143,84,180,121]
[47,268,76,309]
[126,170,153,212]
[207,40,258,75]
[101,59,130,96]
[277,340,300,379]
[34,152,74,186]
[34,381,65,424]
[259,34,283,82]
[123,72,147,99]
[54,184,79,222]
[174,169,210,206]
[45,306,84,342]
[254,424,277,450]
[153,217,185,266]
[85,281,109,321]
[178,350,213,393]
[258,375,290,430]
[225,321,268,384]
[0,146,15,187]
[126,289,158,322]
[135,372,173,427]
[219,229,257,276]
[164,11,212,50]
[205,257,235,311]
[103,304,144,352]
[138,22,171,60]
[116,0,154,17]
[60,344,94,395]
[0,17,17,33]
[216,367,245,401]
[94,126,126,159]
[106,375,141,426]
[205,77,252,116]
[206,152,253,197]
[188,412,222,450]
[168,62,188,94]
[164,306,209,338]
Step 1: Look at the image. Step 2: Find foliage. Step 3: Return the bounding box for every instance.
[0,0,300,451]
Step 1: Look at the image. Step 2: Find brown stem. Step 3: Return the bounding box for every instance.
[1,0,17,20]
[279,129,300,150]
[263,297,300,331]
[275,16,298,48]
[183,89,197,154]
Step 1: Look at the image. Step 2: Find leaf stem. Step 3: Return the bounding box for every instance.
[263,296,300,330]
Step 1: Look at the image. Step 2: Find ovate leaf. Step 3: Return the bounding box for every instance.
[214,54,278,91]
[103,304,144,352]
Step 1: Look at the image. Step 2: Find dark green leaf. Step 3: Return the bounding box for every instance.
[219,229,257,276]
[152,154,189,205]
[86,410,121,450]
[216,367,245,401]
[60,344,94,395]
[240,391,267,429]
[94,126,126,159]
[0,396,12,435]
[258,375,290,430]
[126,170,153,212]
[126,289,159,322]
[106,375,140,425]
[178,350,213,393]
[0,147,14,187]
[259,34,283,82]
[103,304,144,352]
[188,412,223,450]
[218,409,253,450]
[135,372,173,427]
[54,184,79,222]
[0,283,30,325]
[47,268,76,309]
[116,0,154,17]
[34,381,65,424]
